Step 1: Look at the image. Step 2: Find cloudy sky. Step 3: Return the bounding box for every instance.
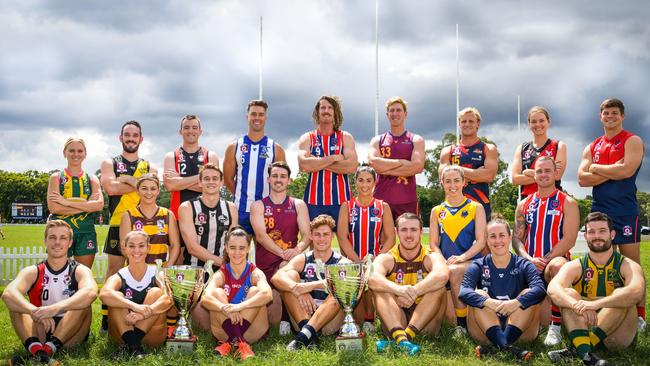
[1,0,648,198]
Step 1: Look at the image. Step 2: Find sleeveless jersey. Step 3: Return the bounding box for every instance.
[221,262,256,305]
[346,197,384,259]
[448,141,491,216]
[522,189,567,258]
[304,130,351,206]
[183,197,231,268]
[51,168,96,232]
[117,265,157,305]
[234,135,276,213]
[256,196,299,270]
[126,206,170,264]
[387,245,429,304]
[573,252,625,300]
[108,156,150,226]
[590,130,641,215]
[169,147,209,218]
[374,131,417,204]
[520,139,561,197]
[28,260,79,317]
[301,250,343,303]
[433,198,480,260]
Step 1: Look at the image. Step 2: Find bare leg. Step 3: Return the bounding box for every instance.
[467,306,499,345]
[410,288,446,336]
[509,304,540,343]
[52,307,92,347]
[374,291,407,332]
[599,306,637,349]
[449,262,471,326]
[9,311,46,343]
[308,295,344,335]
[74,254,95,270]
[207,288,229,342]
[267,289,282,326]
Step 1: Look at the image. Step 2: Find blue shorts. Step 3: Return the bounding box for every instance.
[610,215,640,245]
[307,204,341,229]
[238,211,254,235]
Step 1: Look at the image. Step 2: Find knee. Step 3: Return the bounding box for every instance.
[144,287,163,303]
[545,258,566,277]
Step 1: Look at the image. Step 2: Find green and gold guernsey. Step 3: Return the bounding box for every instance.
[108,156,150,226]
[51,168,96,232]
[572,251,625,300]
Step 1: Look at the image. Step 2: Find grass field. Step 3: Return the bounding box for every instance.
[1,225,650,365]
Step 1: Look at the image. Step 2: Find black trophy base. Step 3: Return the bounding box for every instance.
[335,333,366,352]
[166,335,197,353]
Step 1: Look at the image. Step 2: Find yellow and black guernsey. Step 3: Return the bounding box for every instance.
[433,198,480,260]
[387,244,430,304]
[108,156,150,226]
[573,251,625,300]
[51,168,96,232]
[125,206,170,265]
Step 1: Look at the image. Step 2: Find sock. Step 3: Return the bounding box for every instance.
[240,319,251,337]
[122,330,139,347]
[222,319,242,343]
[389,327,408,345]
[485,326,507,349]
[297,319,309,330]
[504,325,523,345]
[405,324,419,341]
[44,336,64,355]
[281,305,290,322]
[589,326,608,350]
[551,305,562,326]
[455,307,468,328]
[166,314,179,327]
[295,324,317,345]
[638,306,645,320]
[24,337,42,355]
[568,329,591,359]
[101,304,109,330]
[133,327,146,343]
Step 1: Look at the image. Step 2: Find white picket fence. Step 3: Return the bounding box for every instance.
[0,246,108,285]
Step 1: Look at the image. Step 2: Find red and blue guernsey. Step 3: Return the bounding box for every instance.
[523,189,567,258]
[221,262,256,305]
[590,130,641,216]
[520,139,561,197]
[448,140,491,217]
[346,197,384,259]
[304,130,351,206]
[256,196,299,270]
[374,131,417,204]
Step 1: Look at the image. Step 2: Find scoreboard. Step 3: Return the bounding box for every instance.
[11,203,44,221]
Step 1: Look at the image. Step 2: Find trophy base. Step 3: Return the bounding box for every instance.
[335,333,366,352]
[166,335,197,353]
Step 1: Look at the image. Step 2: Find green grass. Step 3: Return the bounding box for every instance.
[1,225,649,365]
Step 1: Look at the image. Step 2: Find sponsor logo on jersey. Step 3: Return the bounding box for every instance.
[134,220,144,230]
[178,152,185,162]
[473,148,483,154]
[453,146,462,155]
[396,270,404,284]
[60,174,68,185]
[198,153,204,163]
[338,269,346,279]
[547,209,561,216]
[523,150,531,160]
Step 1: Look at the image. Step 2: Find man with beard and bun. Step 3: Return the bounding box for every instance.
[223,100,286,234]
[178,163,238,330]
[298,95,358,225]
[513,156,579,346]
[370,213,449,356]
[250,161,311,332]
[100,120,156,331]
[578,98,646,330]
[547,212,645,366]
[163,114,219,263]
[439,107,498,218]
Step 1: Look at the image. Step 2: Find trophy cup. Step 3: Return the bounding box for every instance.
[156,260,214,353]
[316,255,372,352]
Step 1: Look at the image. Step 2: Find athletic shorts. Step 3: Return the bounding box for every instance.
[258,261,282,290]
[306,204,341,228]
[68,230,98,257]
[610,215,640,245]
[386,201,419,222]
[238,211,254,235]
[104,226,122,256]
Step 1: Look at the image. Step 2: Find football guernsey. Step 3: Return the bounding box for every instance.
[448,140,491,217]
[520,139,561,197]
[346,197,384,259]
[374,131,417,204]
[28,260,79,317]
[304,130,351,206]
[433,198,480,260]
[125,206,171,264]
[522,189,568,258]
[169,146,209,218]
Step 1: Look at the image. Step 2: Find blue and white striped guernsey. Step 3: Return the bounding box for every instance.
[234,135,276,213]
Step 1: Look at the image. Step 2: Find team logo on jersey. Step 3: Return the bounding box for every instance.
[439,210,447,220]
[134,220,144,230]
[545,150,554,157]
[157,219,165,232]
[175,273,185,282]
[116,162,127,173]
[351,208,358,218]
[482,266,490,279]
[125,288,133,299]
[371,207,380,216]
[260,146,269,158]
[461,210,469,218]
[224,285,230,296]
[43,275,50,285]
[585,267,594,281]
[86,240,95,249]
[60,174,68,185]
[240,144,249,153]
[523,150,531,160]
[623,225,632,236]
[264,206,272,216]
[218,215,229,224]
[305,265,315,279]
[196,213,207,225]
[453,146,462,155]
[178,153,185,162]
[198,152,204,163]
[396,270,404,284]
[63,274,71,285]
[550,199,560,209]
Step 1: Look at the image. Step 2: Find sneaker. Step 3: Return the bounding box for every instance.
[213,341,233,357]
[547,348,576,363]
[583,352,608,366]
[376,339,392,353]
[397,341,420,356]
[8,355,28,366]
[129,345,147,359]
[287,339,305,351]
[504,345,532,362]
[279,321,292,336]
[35,350,52,364]
[638,317,647,333]
[452,325,467,338]
[362,321,375,335]
[544,325,562,346]
[475,345,496,358]
[306,336,319,350]
[236,340,255,360]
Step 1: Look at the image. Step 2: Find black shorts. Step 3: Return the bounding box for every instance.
[103,226,122,256]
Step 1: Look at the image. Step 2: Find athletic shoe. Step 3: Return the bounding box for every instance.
[504,345,532,362]
[287,339,305,352]
[544,325,562,346]
[236,340,255,360]
[128,345,147,359]
[452,325,467,339]
[582,352,608,366]
[279,321,292,336]
[362,321,375,334]
[547,348,575,363]
[396,341,421,356]
[8,355,28,366]
[213,341,232,357]
[376,339,392,353]
[638,317,647,333]
[475,345,496,358]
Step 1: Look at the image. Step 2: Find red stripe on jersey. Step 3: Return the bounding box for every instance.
[323,135,332,205]
[335,134,347,203]
[360,203,369,259]
[28,263,46,307]
[373,200,383,255]
[308,133,319,204]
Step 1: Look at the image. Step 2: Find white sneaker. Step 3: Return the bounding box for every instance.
[279,321,292,336]
[543,325,562,346]
[362,321,375,334]
[638,317,647,333]
[452,325,467,338]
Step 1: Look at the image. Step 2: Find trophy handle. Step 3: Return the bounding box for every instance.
[203,260,215,289]
[314,259,328,294]
[362,255,374,291]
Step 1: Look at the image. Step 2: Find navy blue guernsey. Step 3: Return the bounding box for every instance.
[300,250,342,303]
[459,254,546,310]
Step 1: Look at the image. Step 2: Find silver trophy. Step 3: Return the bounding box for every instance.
[316,255,372,352]
[156,260,214,353]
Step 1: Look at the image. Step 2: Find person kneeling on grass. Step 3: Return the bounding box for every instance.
[99,230,172,358]
[201,226,273,360]
[459,214,546,362]
[2,220,97,366]
[370,212,449,356]
[546,212,645,366]
[272,214,347,351]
